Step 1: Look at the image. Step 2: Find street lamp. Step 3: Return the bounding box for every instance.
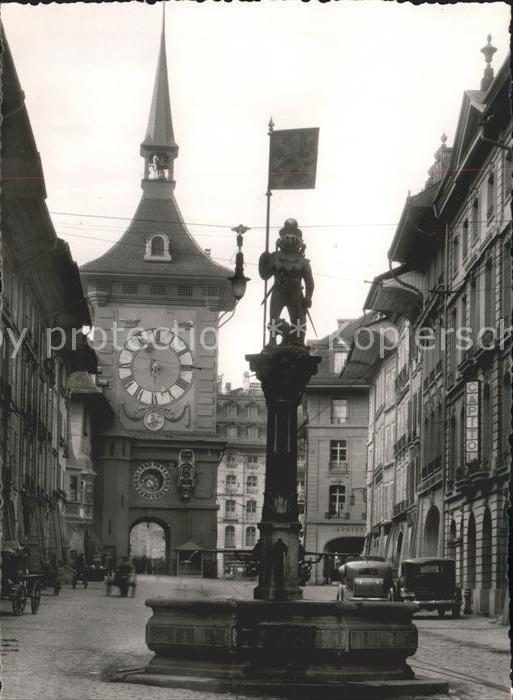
[228,225,251,301]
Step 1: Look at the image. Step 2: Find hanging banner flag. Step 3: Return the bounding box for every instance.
[269,127,319,190]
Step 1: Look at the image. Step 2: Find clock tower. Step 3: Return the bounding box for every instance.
[80,16,234,574]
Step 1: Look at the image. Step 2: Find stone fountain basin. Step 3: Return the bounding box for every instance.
[144,597,419,682]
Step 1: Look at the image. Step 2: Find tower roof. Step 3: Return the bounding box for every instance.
[81,10,233,297]
[80,193,232,281]
[141,11,177,152]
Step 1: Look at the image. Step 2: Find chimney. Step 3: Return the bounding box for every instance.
[226,382,231,393]
[243,371,250,391]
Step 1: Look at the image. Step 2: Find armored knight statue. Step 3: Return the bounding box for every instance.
[259,218,314,346]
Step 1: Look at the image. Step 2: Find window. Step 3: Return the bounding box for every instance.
[330,440,348,470]
[151,236,165,256]
[331,399,348,424]
[225,499,236,515]
[227,426,238,439]
[97,279,111,292]
[248,426,259,440]
[227,453,237,463]
[204,286,219,297]
[329,485,346,517]
[484,259,494,328]
[69,476,78,502]
[246,500,257,514]
[486,171,496,221]
[246,475,257,490]
[123,282,138,295]
[150,282,166,296]
[245,527,256,547]
[226,474,237,490]
[225,526,235,549]
[333,351,347,374]
[227,404,237,418]
[247,455,259,464]
[471,197,480,241]
[178,285,193,297]
[452,236,459,276]
[248,404,258,418]
[462,220,469,259]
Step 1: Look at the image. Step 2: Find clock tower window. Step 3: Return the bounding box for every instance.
[145,233,172,262]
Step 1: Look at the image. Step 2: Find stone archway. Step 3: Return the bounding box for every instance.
[423,505,440,557]
[129,517,170,574]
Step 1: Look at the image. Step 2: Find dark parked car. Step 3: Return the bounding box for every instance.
[337,559,395,602]
[397,558,461,617]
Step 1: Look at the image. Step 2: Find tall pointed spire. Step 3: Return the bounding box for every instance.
[140,3,179,189]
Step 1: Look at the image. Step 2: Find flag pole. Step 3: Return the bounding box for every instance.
[263,117,274,348]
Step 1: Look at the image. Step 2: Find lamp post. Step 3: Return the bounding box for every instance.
[228,225,250,302]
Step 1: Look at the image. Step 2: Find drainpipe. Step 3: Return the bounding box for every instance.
[441,223,449,557]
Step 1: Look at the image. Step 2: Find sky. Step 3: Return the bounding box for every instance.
[2,1,510,387]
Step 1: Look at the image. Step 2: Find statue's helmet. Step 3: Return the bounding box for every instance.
[279,218,303,239]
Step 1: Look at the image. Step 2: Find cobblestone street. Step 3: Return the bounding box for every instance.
[1,576,509,700]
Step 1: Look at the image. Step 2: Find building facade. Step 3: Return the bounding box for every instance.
[65,372,110,562]
[79,21,234,574]
[0,27,96,569]
[343,39,511,614]
[216,373,266,576]
[301,320,369,584]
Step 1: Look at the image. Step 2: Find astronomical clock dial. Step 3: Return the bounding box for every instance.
[134,462,170,500]
[118,328,194,405]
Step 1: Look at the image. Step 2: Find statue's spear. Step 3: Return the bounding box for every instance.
[306,309,318,337]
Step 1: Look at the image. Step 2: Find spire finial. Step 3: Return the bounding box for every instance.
[140,4,178,190]
[480,34,497,92]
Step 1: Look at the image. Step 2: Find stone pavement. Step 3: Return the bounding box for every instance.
[1,576,510,699]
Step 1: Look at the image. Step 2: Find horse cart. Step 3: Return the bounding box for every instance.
[1,548,44,616]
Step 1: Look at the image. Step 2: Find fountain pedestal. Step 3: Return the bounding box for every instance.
[246,345,321,602]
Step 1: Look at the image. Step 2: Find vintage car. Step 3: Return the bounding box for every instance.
[337,559,395,602]
[397,558,461,617]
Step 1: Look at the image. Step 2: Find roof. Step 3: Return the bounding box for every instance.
[80,193,232,280]
[68,371,102,395]
[387,183,441,266]
[364,265,423,323]
[177,540,202,551]
[141,18,176,151]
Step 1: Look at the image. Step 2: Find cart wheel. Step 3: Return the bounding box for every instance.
[437,608,445,617]
[31,582,42,614]
[12,586,27,616]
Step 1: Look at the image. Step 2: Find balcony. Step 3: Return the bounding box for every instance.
[324,511,350,520]
[393,499,408,518]
[329,461,349,473]
[64,502,93,523]
[455,459,491,491]
[246,486,258,494]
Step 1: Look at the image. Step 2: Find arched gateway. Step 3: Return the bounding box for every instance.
[129,518,170,574]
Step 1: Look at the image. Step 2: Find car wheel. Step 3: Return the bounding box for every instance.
[437,608,445,617]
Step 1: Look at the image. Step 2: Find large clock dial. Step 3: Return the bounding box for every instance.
[118,328,194,405]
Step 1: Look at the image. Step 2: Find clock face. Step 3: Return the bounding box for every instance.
[134,462,170,499]
[118,328,194,405]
